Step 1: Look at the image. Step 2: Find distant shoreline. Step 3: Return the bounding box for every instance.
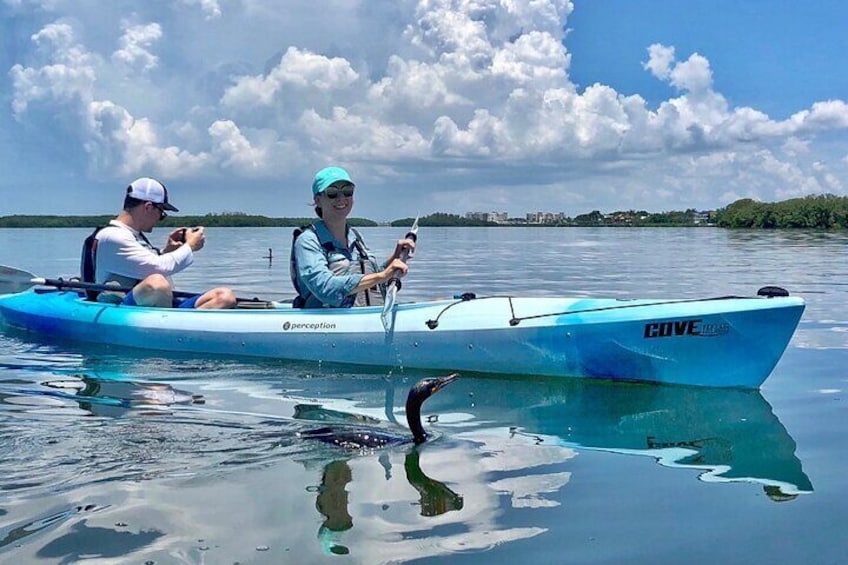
[0,214,369,229]
[0,214,712,229]
[4,193,848,229]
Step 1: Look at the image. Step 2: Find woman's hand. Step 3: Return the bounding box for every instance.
[383,258,409,280]
[389,238,416,262]
[350,258,408,295]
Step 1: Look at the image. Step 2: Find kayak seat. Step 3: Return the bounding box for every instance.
[235,298,294,309]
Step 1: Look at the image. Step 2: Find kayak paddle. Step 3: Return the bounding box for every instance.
[380,216,419,332]
[0,264,285,308]
[0,264,197,299]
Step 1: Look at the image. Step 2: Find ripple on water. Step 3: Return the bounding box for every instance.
[0,363,335,501]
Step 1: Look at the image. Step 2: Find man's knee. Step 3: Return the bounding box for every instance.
[138,274,170,292]
[197,287,237,309]
[133,274,173,307]
[215,287,238,309]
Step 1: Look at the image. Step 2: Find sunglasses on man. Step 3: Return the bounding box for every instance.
[324,184,355,199]
[151,202,168,219]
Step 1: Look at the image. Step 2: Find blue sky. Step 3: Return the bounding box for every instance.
[1,0,847,221]
[568,1,848,119]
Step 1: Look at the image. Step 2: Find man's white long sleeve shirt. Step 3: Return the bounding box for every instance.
[94,220,193,287]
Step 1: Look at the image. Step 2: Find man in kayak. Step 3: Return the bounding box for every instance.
[290,166,414,308]
[84,177,237,309]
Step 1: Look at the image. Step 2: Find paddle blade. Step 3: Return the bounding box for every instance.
[0,265,40,296]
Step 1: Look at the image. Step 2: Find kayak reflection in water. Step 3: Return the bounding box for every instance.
[461,377,814,499]
[32,373,205,420]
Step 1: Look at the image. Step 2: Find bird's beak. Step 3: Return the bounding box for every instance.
[436,373,460,391]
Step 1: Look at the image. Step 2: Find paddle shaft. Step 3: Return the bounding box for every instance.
[380,220,419,332]
[35,276,199,299]
[1,264,284,307]
[386,229,418,291]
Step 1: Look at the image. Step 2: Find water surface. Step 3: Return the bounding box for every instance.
[1,227,846,563]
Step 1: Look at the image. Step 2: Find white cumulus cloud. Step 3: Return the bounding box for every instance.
[111,22,162,75]
[181,0,221,20]
[221,47,359,108]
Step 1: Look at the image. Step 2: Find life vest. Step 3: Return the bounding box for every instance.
[290,224,384,308]
[80,226,106,301]
[79,223,160,301]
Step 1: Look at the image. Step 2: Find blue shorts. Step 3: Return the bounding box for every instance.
[122,291,201,308]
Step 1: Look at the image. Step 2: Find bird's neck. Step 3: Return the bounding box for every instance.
[406,395,427,444]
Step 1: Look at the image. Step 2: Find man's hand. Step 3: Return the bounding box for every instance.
[183,227,205,251]
[163,228,186,252]
[164,227,204,252]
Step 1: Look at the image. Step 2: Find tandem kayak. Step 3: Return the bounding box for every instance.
[0,287,804,388]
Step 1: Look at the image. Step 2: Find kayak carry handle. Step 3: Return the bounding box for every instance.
[757,286,789,298]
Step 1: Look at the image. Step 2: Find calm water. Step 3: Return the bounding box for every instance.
[0,227,846,564]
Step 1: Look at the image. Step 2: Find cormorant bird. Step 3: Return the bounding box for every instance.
[298,373,459,449]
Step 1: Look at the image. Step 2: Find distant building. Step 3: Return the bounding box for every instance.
[526,212,565,224]
[693,210,713,224]
[466,211,508,223]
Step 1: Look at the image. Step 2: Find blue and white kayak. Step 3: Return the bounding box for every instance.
[0,289,803,388]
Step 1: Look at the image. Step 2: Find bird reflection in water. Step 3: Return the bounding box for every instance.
[313,452,464,555]
[297,375,464,555]
[404,450,464,516]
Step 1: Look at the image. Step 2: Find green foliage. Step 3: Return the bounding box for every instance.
[347,218,380,227]
[573,210,604,225]
[0,215,114,228]
[391,213,496,227]
[715,195,848,229]
[645,209,696,225]
[572,209,700,227]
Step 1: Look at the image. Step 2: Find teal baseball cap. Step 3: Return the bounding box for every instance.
[312,166,354,196]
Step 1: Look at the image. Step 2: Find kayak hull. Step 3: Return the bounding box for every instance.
[0,290,804,388]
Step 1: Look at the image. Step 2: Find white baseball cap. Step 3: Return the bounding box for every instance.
[126,177,179,212]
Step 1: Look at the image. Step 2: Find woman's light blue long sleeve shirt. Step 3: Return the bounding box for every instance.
[292,222,366,308]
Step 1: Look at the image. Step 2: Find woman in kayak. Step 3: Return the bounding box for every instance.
[290,166,414,308]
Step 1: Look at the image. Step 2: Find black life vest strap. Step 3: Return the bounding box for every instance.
[80,226,106,301]
[349,227,373,306]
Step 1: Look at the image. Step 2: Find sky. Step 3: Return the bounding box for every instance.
[1,0,847,221]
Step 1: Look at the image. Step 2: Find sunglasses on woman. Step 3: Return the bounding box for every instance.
[324,185,355,199]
